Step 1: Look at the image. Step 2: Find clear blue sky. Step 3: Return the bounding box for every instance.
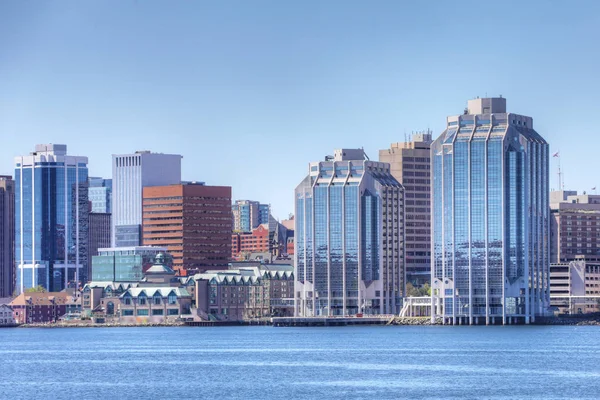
[1,1,599,218]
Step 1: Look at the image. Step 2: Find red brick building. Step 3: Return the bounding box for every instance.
[231,224,270,259]
[143,183,232,275]
[10,292,76,324]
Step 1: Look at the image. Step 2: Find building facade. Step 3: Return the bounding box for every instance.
[550,258,600,314]
[431,97,550,325]
[14,144,89,293]
[0,304,15,326]
[142,183,232,274]
[87,213,111,283]
[295,148,405,317]
[550,191,600,263]
[232,200,270,232]
[112,151,182,247]
[10,291,79,324]
[91,246,168,282]
[379,132,432,286]
[0,176,15,297]
[231,224,270,260]
[88,177,112,213]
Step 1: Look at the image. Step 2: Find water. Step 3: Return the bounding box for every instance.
[1,325,599,399]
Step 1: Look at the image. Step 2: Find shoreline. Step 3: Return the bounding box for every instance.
[9,315,600,328]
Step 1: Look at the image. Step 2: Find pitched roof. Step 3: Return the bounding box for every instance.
[121,287,190,298]
[10,292,74,307]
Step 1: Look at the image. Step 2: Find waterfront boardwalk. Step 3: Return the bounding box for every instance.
[271,315,394,327]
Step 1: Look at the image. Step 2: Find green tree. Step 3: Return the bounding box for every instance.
[406,283,421,297]
[419,283,431,296]
[25,285,46,293]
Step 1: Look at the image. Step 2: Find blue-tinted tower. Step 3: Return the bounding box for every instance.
[431,98,549,325]
[295,149,405,316]
[14,144,89,293]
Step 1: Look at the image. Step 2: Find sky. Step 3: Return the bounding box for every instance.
[1,1,599,219]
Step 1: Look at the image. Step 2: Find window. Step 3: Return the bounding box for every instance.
[122,310,134,316]
[154,295,161,305]
[139,295,146,305]
[168,309,179,316]
[152,309,164,316]
[137,309,149,316]
[168,293,177,305]
[124,297,131,305]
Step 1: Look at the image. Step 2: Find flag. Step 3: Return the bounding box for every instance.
[553,152,559,157]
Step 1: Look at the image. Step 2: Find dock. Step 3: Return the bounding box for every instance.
[271,315,394,327]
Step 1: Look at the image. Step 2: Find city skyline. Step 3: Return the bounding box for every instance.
[2,1,600,219]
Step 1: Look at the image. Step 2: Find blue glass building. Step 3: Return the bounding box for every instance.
[88,177,112,214]
[431,98,549,325]
[295,149,405,316]
[232,200,270,232]
[14,144,89,293]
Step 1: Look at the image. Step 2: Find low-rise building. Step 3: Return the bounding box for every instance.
[10,292,79,324]
[0,303,15,326]
[119,287,192,323]
[194,264,294,320]
[550,258,600,314]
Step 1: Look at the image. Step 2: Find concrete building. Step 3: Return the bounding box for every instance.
[231,223,270,260]
[550,191,600,263]
[550,258,600,314]
[87,213,111,283]
[431,97,550,325]
[294,148,405,316]
[232,200,270,232]
[379,132,432,287]
[88,177,112,213]
[142,183,232,274]
[91,246,168,282]
[112,151,182,247]
[14,144,89,293]
[0,176,15,297]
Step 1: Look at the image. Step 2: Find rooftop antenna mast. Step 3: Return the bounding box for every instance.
[553,151,563,191]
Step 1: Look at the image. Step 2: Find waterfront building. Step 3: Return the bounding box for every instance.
[379,132,432,286]
[294,148,405,316]
[88,177,112,213]
[431,97,549,325]
[0,176,15,297]
[550,258,600,314]
[142,183,232,274]
[112,151,182,247]
[91,246,168,282]
[10,291,79,324]
[194,264,294,320]
[83,253,192,323]
[550,191,600,263]
[0,303,15,326]
[87,213,111,283]
[232,200,270,232]
[14,144,89,293]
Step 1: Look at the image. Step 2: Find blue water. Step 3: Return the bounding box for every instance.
[1,326,599,399]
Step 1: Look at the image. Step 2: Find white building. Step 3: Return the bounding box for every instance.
[0,304,15,326]
[111,151,182,247]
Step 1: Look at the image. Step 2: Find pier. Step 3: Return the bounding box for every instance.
[271,315,394,327]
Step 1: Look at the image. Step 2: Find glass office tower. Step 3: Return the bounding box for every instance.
[295,149,404,316]
[15,144,89,293]
[431,98,549,325]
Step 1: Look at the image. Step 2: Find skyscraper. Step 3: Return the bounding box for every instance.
[87,212,111,283]
[142,183,232,274]
[112,151,182,247]
[14,144,89,293]
[295,149,404,316]
[0,176,15,297]
[379,132,432,287]
[232,200,270,232]
[431,97,549,325]
[88,177,112,214]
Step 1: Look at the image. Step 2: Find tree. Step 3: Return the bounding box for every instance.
[25,285,46,293]
[406,283,421,297]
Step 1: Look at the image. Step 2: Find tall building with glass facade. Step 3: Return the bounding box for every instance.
[91,246,168,282]
[112,151,182,247]
[88,177,112,214]
[232,200,270,233]
[431,97,549,325]
[295,149,404,316]
[14,144,89,293]
[0,176,15,297]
